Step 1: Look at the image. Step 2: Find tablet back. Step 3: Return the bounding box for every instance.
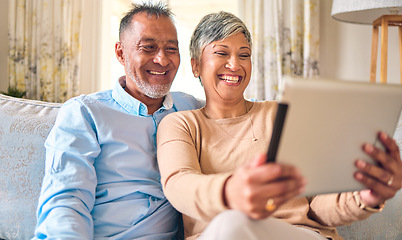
[274,77,402,196]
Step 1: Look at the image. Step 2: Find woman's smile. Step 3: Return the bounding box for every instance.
[218,74,243,84]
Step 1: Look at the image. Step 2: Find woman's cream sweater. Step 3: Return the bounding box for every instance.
[157,101,373,240]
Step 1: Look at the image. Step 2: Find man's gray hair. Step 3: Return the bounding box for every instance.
[119,1,174,41]
[189,11,252,60]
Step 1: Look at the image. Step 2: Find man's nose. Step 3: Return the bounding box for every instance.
[153,49,170,67]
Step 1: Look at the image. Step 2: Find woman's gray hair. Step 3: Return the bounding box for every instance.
[190,11,252,60]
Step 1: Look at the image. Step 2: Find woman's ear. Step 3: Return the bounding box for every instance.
[115,42,125,65]
[191,58,200,78]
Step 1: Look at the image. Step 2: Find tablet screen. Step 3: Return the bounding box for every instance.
[267,77,402,196]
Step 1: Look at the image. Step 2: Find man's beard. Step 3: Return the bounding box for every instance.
[125,57,172,99]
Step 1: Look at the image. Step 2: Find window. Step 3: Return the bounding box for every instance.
[95,0,239,100]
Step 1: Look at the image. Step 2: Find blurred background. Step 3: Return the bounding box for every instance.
[0,0,400,102]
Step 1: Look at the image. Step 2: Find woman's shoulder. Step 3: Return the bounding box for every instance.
[251,100,278,112]
[160,108,203,127]
[157,109,204,144]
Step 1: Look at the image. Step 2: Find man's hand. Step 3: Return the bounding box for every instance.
[224,153,306,219]
[354,132,402,208]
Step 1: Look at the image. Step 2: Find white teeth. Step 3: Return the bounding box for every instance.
[149,70,166,75]
[220,75,240,83]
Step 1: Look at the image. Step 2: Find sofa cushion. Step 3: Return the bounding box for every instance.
[337,190,402,239]
[0,94,61,240]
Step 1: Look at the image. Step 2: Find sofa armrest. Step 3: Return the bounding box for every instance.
[0,94,61,240]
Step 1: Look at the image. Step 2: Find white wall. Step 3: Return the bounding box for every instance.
[320,0,400,84]
[1,0,400,95]
[98,0,132,92]
[79,0,102,95]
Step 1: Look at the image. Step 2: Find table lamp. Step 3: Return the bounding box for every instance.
[331,0,402,84]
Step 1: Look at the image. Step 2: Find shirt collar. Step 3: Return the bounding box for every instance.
[162,92,173,110]
[112,76,174,116]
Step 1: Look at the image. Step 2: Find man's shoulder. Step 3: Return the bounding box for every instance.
[56,90,114,121]
[63,90,113,107]
[170,92,205,111]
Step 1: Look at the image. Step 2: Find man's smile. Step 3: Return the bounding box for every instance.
[148,70,167,75]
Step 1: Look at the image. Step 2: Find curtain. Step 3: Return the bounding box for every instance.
[8,0,83,102]
[240,0,320,101]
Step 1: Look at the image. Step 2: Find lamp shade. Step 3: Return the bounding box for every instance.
[331,0,402,24]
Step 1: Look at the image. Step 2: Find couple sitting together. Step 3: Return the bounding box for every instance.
[33,1,402,240]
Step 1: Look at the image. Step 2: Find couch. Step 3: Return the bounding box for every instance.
[0,93,401,240]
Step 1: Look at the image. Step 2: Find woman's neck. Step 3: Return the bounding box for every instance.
[203,99,251,119]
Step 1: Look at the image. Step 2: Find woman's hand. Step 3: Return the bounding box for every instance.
[354,131,402,208]
[224,153,306,219]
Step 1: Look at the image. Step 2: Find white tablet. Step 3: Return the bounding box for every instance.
[267,77,402,196]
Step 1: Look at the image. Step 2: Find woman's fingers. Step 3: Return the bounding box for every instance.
[224,154,306,219]
[354,132,402,207]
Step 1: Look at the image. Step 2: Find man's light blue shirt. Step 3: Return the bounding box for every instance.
[34,78,203,239]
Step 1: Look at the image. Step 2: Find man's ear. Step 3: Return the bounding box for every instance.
[115,42,125,65]
[191,58,200,78]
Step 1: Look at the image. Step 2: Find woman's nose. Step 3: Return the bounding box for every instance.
[225,57,240,71]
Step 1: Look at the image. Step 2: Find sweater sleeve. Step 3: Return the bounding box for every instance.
[157,112,231,222]
[308,192,374,227]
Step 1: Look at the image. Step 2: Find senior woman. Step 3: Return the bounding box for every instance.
[157,11,402,240]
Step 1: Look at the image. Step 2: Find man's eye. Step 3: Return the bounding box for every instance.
[167,47,179,53]
[142,46,156,52]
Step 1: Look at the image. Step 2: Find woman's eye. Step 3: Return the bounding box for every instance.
[240,53,251,58]
[215,52,227,56]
